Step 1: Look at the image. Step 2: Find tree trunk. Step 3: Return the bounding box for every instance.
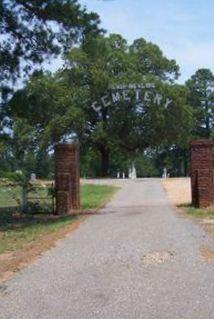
[100,149,110,177]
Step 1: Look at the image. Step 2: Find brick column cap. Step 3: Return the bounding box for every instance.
[190,139,214,147]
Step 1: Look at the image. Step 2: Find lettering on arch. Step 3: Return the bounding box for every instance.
[91,83,173,112]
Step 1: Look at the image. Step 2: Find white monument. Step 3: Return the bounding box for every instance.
[162,168,167,179]
[129,163,137,179]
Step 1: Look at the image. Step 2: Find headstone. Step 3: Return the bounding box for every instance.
[162,168,167,179]
[30,173,36,182]
[131,163,137,179]
[128,163,137,180]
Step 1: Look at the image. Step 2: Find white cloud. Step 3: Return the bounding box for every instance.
[176,42,214,82]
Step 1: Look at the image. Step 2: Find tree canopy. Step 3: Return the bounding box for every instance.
[0,0,102,90]
[7,34,194,176]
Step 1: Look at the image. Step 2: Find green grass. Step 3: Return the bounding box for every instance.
[181,203,214,218]
[81,184,119,210]
[0,184,22,207]
[0,215,80,254]
[0,184,119,254]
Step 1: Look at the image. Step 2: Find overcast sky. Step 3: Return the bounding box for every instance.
[79,0,214,83]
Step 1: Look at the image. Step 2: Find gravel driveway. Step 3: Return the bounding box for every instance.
[0,179,214,319]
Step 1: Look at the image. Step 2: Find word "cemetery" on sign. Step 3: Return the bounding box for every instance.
[91,83,173,113]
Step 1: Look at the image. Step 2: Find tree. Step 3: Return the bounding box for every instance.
[7,34,194,177]
[186,68,214,138]
[8,71,86,145]
[0,0,102,163]
[5,70,87,180]
[0,0,102,89]
[130,38,179,82]
[62,34,192,175]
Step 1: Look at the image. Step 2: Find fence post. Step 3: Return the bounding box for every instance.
[55,143,80,215]
[190,139,214,208]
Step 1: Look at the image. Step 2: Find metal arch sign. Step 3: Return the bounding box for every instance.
[91,83,173,113]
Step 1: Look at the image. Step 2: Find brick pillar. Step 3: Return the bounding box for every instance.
[190,139,214,208]
[55,144,80,215]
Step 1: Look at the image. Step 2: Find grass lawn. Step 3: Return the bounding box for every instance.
[0,183,22,208]
[81,184,118,210]
[0,184,119,255]
[182,204,214,219]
